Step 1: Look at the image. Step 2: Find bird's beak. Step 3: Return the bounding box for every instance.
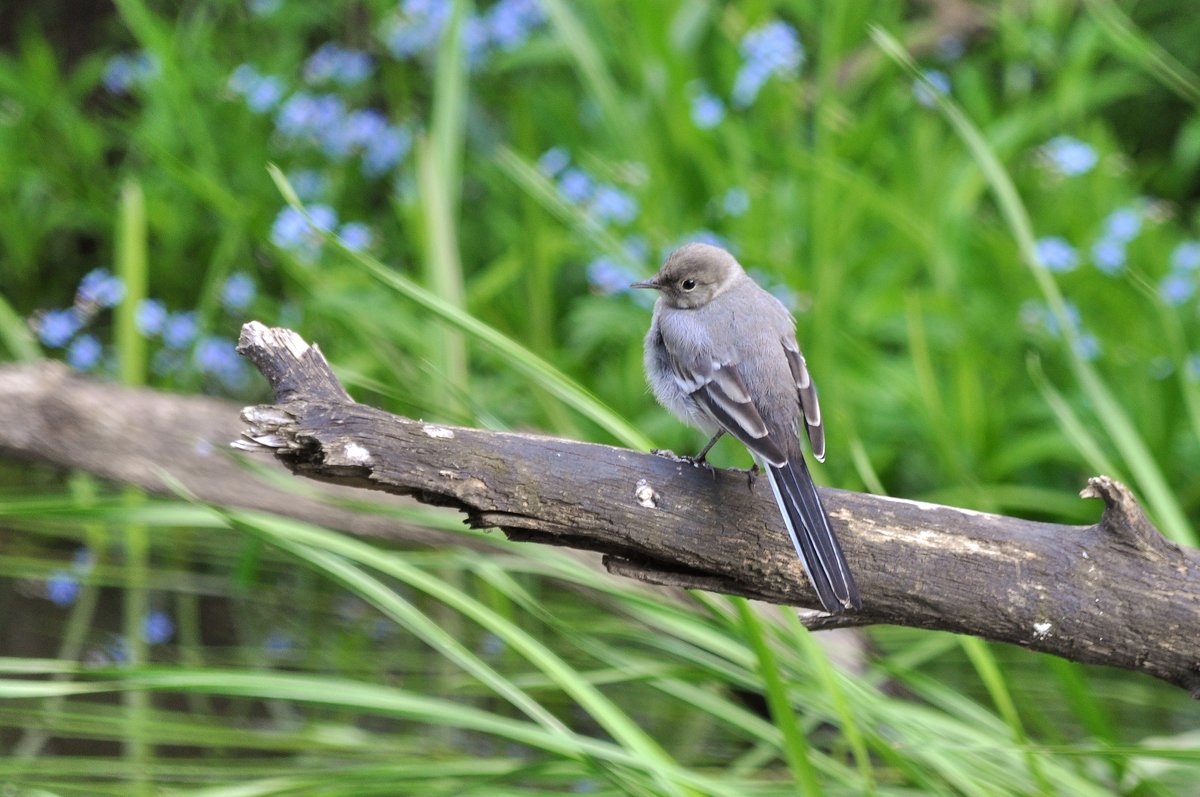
[629,279,659,290]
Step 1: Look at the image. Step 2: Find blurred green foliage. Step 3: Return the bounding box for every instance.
[1,0,1199,794]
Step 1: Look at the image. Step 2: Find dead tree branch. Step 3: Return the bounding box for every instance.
[0,361,461,547]
[230,321,1199,694]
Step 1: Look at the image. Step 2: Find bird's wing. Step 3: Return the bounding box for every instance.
[669,354,788,467]
[782,337,824,462]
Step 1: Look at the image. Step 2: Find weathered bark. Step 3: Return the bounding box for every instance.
[0,361,462,547]
[233,322,1200,695]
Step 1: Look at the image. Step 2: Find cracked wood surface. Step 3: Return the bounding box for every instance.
[232,322,1200,694]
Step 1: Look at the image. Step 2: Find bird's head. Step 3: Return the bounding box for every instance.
[630,243,743,309]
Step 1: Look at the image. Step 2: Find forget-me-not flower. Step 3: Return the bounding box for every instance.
[77,268,126,309]
[37,309,81,348]
[1035,236,1079,272]
[690,91,726,129]
[733,21,804,108]
[304,44,374,86]
[913,69,950,108]
[1171,240,1200,272]
[221,273,257,312]
[1041,136,1098,177]
[537,147,570,177]
[67,334,102,371]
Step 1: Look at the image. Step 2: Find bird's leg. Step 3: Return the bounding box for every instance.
[693,430,725,464]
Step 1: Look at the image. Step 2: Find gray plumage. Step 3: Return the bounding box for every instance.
[633,243,861,613]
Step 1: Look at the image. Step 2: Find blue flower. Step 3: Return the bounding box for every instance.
[304,43,374,87]
[913,69,950,108]
[558,168,594,204]
[102,51,159,94]
[270,206,309,250]
[37,309,81,348]
[288,169,329,201]
[141,610,175,645]
[1170,240,1200,272]
[138,298,172,337]
[46,571,81,607]
[67,334,102,371]
[733,21,804,108]
[162,311,199,349]
[228,64,285,113]
[307,204,338,232]
[195,336,251,391]
[228,63,261,93]
[487,0,545,52]
[587,257,638,295]
[722,187,750,217]
[690,91,725,129]
[246,76,285,113]
[381,0,452,58]
[537,147,570,177]
[340,109,400,157]
[1041,136,1098,177]
[221,272,257,312]
[1160,272,1195,306]
[1102,207,1141,243]
[195,337,236,372]
[271,205,337,262]
[1049,300,1082,337]
[362,124,412,177]
[1035,236,1078,273]
[275,92,347,146]
[590,185,638,225]
[339,222,373,252]
[77,268,126,308]
[1090,238,1126,275]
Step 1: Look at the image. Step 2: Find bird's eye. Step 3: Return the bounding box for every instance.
[681,278,697,291]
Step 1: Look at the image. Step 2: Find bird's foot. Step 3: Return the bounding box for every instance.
[744,463,760,491]
[652,449,715,471]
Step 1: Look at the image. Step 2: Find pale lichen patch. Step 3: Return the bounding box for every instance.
[635,479,658,509]
[341,442,373,465]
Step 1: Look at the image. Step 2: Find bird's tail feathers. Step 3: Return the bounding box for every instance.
[763,458,861,613]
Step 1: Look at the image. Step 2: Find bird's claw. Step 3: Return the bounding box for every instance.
[651,449,715,471]
[745,463,759,491]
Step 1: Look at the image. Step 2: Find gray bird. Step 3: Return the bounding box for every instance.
[632,243,861,613]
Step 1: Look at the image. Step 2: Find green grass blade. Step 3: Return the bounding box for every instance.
[0,291,39,361]
[959,636,1050,795]
[1084,0,1200,106]
[419,0,471,417]
[734,598,820,795]
[114,179,148,387]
